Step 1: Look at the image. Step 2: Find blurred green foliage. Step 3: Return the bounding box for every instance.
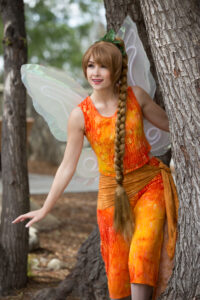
[0,0,105,82]
[25,0,105,75]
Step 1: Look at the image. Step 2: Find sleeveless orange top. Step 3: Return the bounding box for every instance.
[78,86,151,177]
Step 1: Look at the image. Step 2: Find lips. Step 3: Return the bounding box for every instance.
[92,79,103,84]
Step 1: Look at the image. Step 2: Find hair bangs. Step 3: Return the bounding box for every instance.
[82,41,122,84]
[89,46,113,70]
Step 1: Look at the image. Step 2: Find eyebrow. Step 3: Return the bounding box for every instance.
[88,60,94,63]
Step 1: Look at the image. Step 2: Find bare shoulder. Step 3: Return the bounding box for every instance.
[131,85,144,93]
[68,107,85,132]
[130,85,152,108]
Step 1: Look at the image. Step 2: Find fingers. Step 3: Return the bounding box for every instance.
[12,209,44,228]
[12,213,32,224]
[25,218,37,228]
[12,216,26,224]
[12,215,34,228]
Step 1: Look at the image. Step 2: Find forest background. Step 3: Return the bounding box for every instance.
[0,0,106,164]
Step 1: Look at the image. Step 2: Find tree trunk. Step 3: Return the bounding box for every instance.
[0,0,29,296]
[138,0,200,299]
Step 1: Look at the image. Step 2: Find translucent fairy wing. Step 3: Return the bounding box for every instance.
[21,64,98,188]
[66,147,99,191]
[117,16,171,155]
[21,64,88,142]
[76,147,99,178]
[117,16,156,98]
[67,172,99,192]
[143,119,171,156]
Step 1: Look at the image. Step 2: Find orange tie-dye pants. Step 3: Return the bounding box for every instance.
[97,159,165,299]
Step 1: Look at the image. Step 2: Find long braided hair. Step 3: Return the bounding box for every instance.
[82,39,133,241]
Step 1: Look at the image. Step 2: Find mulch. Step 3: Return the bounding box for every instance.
[0,160,98,300]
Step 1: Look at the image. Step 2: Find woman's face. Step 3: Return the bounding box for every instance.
[86,55,113,91]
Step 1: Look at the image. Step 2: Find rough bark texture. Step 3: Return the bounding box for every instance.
[32,226,109,300]
[0,0,29,296]
[138,0,200,299]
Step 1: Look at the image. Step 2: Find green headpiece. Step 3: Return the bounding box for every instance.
[97,29,126,57]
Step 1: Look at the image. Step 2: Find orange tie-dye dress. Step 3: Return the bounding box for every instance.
[78,87,166,299]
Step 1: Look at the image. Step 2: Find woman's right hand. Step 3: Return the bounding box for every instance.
[12,208,47,228]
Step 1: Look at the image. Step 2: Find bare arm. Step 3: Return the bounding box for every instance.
[131,86,169,132]
[12,107,85,227]
[41,107,85,215]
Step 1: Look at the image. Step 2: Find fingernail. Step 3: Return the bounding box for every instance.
[25,224,29,228]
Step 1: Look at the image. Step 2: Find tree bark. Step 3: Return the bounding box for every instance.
[138,0,200,299]
[0,0,29,296]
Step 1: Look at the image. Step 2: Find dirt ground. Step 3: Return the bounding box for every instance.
[0,160,98,300]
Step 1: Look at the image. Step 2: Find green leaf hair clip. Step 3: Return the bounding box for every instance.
[97,29,126,57]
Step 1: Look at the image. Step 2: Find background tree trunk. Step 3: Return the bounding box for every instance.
[138,0,200,299]
[0,0,29,296]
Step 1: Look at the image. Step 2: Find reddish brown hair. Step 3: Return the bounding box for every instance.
[82,41,122,86]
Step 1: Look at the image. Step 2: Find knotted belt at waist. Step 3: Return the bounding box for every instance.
[98,160,179,260]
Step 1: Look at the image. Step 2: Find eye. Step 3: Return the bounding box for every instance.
[101,65,107,68]
[87,64,94,68]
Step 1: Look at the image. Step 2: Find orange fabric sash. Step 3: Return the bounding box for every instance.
[98,160,179,260]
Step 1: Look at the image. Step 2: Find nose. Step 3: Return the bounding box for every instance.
[92,65,101,76]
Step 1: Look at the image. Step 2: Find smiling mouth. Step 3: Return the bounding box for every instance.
[92,79,103,83]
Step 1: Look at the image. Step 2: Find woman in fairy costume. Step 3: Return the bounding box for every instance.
[13,33,178,300]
